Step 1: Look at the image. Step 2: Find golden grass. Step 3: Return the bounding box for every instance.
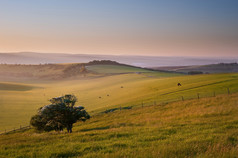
[1,73,238,132]
[0,93,237,157]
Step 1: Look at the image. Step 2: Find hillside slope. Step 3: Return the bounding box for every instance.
[0,82,37,91]
[0,93,237,157]
[153,63,238,74]
[1,52,237,67]
[0,61,175,82]
[1,73,238,132]
[0,63,182,131]
[0,63,90,82]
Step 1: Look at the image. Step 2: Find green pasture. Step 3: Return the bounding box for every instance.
[86,65,152,74]
[0,93,237,157]
[0,69,238,132]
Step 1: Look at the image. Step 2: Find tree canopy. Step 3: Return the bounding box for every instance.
[30,94,90,133]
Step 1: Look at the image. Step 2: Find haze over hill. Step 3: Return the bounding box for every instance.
[153,63,238,74]
[0,52,237,67]
[0,60,175,82]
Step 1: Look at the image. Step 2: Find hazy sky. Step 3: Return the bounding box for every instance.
[0,0,238,57]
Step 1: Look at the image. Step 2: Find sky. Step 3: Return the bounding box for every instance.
[0,0,238,57]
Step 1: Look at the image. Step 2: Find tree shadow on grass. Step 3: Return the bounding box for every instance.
[80,126,110,132]
[50,151,81,158]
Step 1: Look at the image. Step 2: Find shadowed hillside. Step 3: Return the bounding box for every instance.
[0,63,89,82]
[0,82,37,91]
[0,61,176,82]
[153,63,238,74]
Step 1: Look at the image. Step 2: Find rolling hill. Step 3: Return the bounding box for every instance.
[0,63,89,82]
[1,52,237,67]
[0,61,238,157]
[153,63,238,74]
[0,62,182,131]
[0,61,170,82]
[0,93,237,157]
[0,62,238,132]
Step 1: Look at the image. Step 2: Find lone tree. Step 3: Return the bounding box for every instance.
[30,94,90,133]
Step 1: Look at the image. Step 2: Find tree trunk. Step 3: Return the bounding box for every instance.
[67,124,73,133]
[69,124,72,133]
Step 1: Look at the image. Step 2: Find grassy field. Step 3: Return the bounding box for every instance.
[0,69,238,132]
[0,93,237,157]
[86,65,153,74]
[154,63,238,74]
[0,82,37,91]
[86,64,182,78]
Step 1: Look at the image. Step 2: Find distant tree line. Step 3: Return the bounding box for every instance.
[86,60,121,65]
[187,71,204,75]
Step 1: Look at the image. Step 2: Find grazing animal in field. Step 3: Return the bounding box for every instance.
[177,83,182,86]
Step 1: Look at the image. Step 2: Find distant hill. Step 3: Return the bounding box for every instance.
[0,60,170,82]
[0,63,87,81]
[0,52,237,67]
[152,63,238,74]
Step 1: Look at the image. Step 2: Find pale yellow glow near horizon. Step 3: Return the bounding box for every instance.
[1,1,238,57]
[0,33,237,57]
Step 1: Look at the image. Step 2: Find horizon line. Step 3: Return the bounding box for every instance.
[0,51,238,59]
